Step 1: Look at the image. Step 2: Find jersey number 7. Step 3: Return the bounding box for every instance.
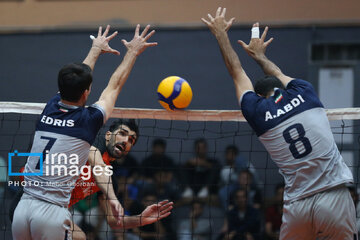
[35,136,57,170]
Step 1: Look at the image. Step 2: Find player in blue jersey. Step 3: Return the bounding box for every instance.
[12,25,173,240]
[202,7,357,240]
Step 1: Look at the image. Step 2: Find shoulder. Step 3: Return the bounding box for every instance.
[286,79,315,93]
[240,90,265,117]
[86,103,106,122]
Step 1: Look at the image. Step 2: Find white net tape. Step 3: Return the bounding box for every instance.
[1,101,360,121]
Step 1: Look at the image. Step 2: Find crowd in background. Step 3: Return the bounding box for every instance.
[72,137,284,240]
[2,137,359,240]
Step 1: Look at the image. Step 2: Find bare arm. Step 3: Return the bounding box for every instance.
[83,25,120,71]
[202,7,253,101]
[96,24,157,122]
[99,194,174,229]
[88,146,117,201]
[88,146,124,225]
[238,23,293,87]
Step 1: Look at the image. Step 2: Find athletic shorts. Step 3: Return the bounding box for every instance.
[280,186,358,240]
[12,193,71,240]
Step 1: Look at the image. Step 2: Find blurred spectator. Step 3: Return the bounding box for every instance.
[265,183,284,240]
[181,138,220,198]
[71,194,103,240]
[141,138,177,183]
[220,145,239,185]
[131,191,166,240]
[220,145,263,188]
[138,182,178,240]
[178,199,212,240]
[217,189,261,240]
[111,180,143,240]
[219,169,262,210]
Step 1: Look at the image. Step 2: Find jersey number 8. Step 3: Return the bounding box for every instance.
[283,123,312,159]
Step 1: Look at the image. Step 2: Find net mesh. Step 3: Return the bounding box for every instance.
[0,102,359,240]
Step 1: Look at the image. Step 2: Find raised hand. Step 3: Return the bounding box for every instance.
[122,24,158,56]
[238,22,274,60]
[201,7,235,35]
[139,200,174,226]
[91,25,120,55]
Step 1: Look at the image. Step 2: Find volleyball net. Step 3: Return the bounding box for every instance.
[1,101,359,239]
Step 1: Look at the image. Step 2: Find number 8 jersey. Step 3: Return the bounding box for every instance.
[240,79,353,203]
[23,93,105,207]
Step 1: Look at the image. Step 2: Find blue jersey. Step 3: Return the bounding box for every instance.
[241,79,353,203]
[24,94,105,206]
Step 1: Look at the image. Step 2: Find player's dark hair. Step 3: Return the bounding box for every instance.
[226,145,239,156]
[153,138,166,148]
[194,138,207,147]
[254,75,285,97]
[109,119,139,145]
[58,63,92,102]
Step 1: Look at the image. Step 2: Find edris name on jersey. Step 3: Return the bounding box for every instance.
[40,115,75,127]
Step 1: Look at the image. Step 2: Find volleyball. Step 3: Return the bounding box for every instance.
[157,76,193,111]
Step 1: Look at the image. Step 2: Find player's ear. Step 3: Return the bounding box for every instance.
[105,131,112,142]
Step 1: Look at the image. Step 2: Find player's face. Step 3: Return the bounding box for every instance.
[106,125,137,158]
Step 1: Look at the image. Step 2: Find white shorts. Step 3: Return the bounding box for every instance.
[12,193,72,240]
[280,186,357,240]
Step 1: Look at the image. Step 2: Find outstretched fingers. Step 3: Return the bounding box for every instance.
[238,40,248,49]
[264,37,274,47]
[201,17,211,26]
[160,205,173,216]
[103,25,110,37]
[221,7,227,17]
[207,13,215,21]
[97,26,102,37]
[107,31,118,41]
[141,25,151,38]
[135,24,140,36]
[158,211,172,220]
[215,7,221,17]
[225,17,235,31]
[261,26,268,41]
[144,29,156,41]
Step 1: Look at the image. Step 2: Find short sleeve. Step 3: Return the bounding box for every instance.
[47,93,61,105]
[240,91,262,119]
[86,104,106,143]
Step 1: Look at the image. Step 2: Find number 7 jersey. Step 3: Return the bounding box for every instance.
[23,93,105,207]
[240,79,353,203]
